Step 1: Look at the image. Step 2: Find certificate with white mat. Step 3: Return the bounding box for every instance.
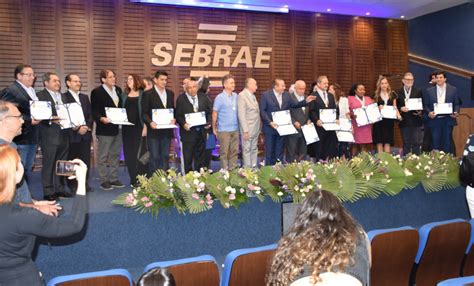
[405,98,423,111]
[272,110,298,136]
[185,111,207,127]
[302,123,319,145]
[105,107,134,125]
[152,108,177,129]
[30,100,52,120]
[320,109,340,131]
[353,103,382,127]
[55,103,86,129]
[380,105,397,119]
[434,103,453,115]
[336,118,355,142]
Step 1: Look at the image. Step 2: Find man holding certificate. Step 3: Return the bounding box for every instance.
[396,72,423,155]
[260,79,316,165]
[176,78,212,173]
[423,70,460,153]
[142,70,175,173]
[213,74,239,170]
[287,80,310,163]
[63,74,93,191]
[91,69,125,190]
[308,76,338,162]
[37,72,72,200]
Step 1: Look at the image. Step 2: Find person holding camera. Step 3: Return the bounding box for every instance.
[0,146,88,286]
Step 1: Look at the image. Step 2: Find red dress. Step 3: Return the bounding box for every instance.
[348,95,373,144]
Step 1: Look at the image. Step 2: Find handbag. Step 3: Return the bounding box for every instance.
[137,136,150,165]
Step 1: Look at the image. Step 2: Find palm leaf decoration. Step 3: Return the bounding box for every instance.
[440,154,460,189]
[377,153,407,196]
[258,165,284,202]
[333,160,361,202]
[233,168,265,202]
[205,172,230,207]
[402,155,425,189]
[350,152,386,198]
[419,153,447,192]
[175,173,208,214]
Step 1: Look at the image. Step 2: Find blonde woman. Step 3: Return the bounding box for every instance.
[0,145,88,285]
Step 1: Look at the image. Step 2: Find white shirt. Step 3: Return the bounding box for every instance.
[68,89,81,104]
[316,88,328,107]
[102,84,119,107]
[437,84,446,103]
[294,91,305,112]
[338,97,350,119]
[16,80,38,101]
[155,86,167,107]
[47,88,62,105]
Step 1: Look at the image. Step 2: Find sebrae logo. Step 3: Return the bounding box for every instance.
[152,23,272,86]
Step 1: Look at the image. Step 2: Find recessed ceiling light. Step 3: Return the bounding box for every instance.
[283,4,288,8]
[365,12,370,16]
[219,3,224,7]
[326,8,331,12]
[400,15,405,19]
[237,0,242,3]
[316,13,321,17]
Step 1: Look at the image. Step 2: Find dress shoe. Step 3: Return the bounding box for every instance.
[100,182,113,190]
[43,194,58,201]
[110,180,125,188]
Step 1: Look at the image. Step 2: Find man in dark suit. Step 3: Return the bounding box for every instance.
[142,70,175,174]
[423,70,460,154]
[63,74,93,191]
[308,75,339,162]
[0,64,41,182]
[396,72,423,155]
[287,80,310,163]
[37,72,72,200]
[91,69,124,190]
[175,77,212,173]
[259,78,315,165]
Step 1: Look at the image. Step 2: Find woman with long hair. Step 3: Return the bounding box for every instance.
[329,83,351,159]
[122,74,148,187]
[0,145,88,285]
[372,76,401,153]
[348,83,374,156]
[266,190,370,286]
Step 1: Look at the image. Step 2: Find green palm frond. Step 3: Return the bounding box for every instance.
[258,165,284,202]
[350,153,386,198]
[377,153,407,196]
[333,161,361,202]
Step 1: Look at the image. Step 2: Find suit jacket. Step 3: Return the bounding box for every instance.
[237,89,260,136]
[62,91,93,143]
[91,85,123,136]
[259,89,307,135]
[289,92,309,137]
[423,83,460,127]
[308,91,339,125]
[142,87,175,139]
[36,89,70,146]
[175,93,212,142]
[395,87,423,128]
[0,81,39,145]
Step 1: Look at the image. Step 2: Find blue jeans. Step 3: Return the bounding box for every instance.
[148,136,171,174]
[17,144,37,181]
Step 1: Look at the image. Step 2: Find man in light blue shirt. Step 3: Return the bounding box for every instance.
[212,74,239,170]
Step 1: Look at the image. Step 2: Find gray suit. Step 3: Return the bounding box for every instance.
[287,92,308,162]
[237,89,261,167]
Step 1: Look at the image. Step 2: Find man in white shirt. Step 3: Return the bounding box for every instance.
[0,64,41,183]
[237,78,260,168]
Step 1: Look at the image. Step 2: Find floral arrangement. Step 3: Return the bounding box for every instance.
[112,151,461,217]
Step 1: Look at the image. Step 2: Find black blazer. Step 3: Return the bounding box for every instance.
[308,91,339,126]
[91,85,123,136]
[63,91,93,143]
[395,87,423,128]
[36,89,70,146]
[175,93,212,142]
[142,87,175,139]
[0,81,39,145]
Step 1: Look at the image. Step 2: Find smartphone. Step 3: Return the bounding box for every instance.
[55,160,77,176]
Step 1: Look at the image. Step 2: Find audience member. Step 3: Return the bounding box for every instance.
[461,134,474,218]
[137,267,176,286]
[143,77,154,92]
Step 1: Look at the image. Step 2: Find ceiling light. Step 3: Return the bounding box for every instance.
[326,8,331,12]
[400,15,405,19]
[365,12,370,16]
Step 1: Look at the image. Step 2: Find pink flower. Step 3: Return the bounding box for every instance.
[206,193,212,200]
[239,188,245,193]
[192,193,200,200]
[125,194,134,204]
[144,202,153,208]
[207,199,214,205]
[141,196,149,202]
[248,184,255,191]
[229,193,236,200]
[199,200,205,205]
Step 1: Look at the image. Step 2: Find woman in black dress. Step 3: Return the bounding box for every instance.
[372,76,401,153]
[122,74,148,187]
[0,145,88,286]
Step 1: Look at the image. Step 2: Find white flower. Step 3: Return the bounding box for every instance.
[193,179,199,185]
[133,189,138,196]
[185,183,191,188]
[294,186,300,191]
[132,199,138,206]
[302,193,306,197]
[308,185,313,189]
[161,177,166,182]
[224,203,230,208]
[300,178,307,183]
[255,190,261,195]
[277,191,284,196]
[404,168,413,176]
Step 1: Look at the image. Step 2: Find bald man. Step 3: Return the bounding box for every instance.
[287,80,310,162]
[237,78,260,167]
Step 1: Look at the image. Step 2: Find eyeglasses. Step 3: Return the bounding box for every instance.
[20,73,35,77]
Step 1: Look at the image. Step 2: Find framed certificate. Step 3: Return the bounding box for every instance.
[185,111,207,127]
[276,124,298,136]
[152,108,177,129]
[405,98,423,111]
[55,104,73,129]
[271,110,292,126]
[336,130,355,142]
[320,109,337,123]
[380,105,397,119]
[302,123,319,144]
[30,100,52,120]
[322,123,340,131]
[105,107,134,125]
[353,103,382,127]
[338,118,353,132]
[434,103,453,115]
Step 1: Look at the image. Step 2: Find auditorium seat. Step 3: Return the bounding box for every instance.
[367,226,419,286]
[463,219,474,276]
[221,243,277,286]
[46,268,133,286]
[437,275,474,285]
[413,218,471,286]
[143,254,219,286]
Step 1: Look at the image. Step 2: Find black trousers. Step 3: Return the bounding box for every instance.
[41,136,69,196]
[312,128,338,161]
[122,126,148,185]
[182,132,206,174]
[67,139,92,189]
[286,133,307,163]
